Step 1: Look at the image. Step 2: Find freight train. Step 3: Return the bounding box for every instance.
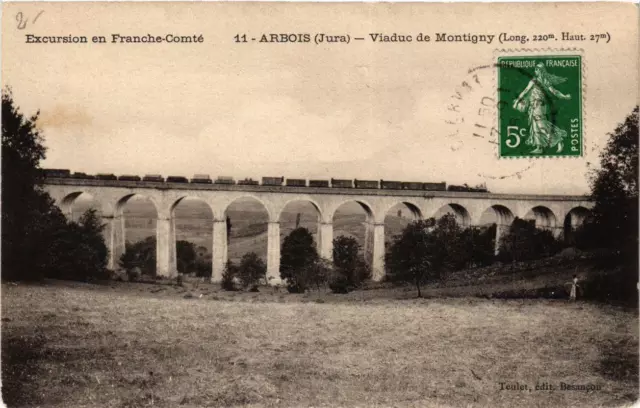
[41,169,489,193]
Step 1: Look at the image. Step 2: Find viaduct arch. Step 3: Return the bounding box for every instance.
[44,178,592,284]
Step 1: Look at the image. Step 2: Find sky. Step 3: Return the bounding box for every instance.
[2,2,638,195]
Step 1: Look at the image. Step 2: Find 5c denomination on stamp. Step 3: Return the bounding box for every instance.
[497,54,583,158]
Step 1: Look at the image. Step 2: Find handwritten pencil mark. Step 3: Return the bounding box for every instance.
[15,10,44,30]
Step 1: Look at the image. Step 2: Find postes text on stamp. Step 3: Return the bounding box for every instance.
[497,55,582,158]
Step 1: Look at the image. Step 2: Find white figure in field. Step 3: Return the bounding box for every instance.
[512,62,572,154]
[569,275,580,301]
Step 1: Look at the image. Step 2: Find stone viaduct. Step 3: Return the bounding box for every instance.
[43,178,592,283]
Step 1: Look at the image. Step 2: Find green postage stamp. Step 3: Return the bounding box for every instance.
[497,55,583,158]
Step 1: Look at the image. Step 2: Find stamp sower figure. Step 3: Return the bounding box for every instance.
[512,62,572,154]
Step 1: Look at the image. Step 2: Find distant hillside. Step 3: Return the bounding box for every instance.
[71,196,415,263]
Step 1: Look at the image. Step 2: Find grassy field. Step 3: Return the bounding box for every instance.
[2,280,638,408]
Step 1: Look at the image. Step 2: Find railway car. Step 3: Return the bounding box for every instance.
[215,176,235,185]
[96,173,117,181]
[237,178,259,185]
[43,168,71,178]
[447,185,465,192]
[380,180,403,190]
[309,179,330,188]
[401,181,423,190]
[262,176,284,186]
[331,178,353,188]
[286,178,307,187]
[72,172,95,180]
[118,175,141,182]
[190,174,212,184]
[447,184,488,193]
[354,179,379,189]
[167,176,189,183]
[143,174,164,182]
[423,182,447,191]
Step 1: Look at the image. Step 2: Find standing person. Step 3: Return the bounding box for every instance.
[512,62,572,154]
[569,275,579,301]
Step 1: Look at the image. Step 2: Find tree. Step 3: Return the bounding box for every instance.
[581,107,638,252]
[330,235,370,293]
[28,194,69,279]
[2,88,50,280]
[459,224,496,268]
[385,214,491,297]
[237,252,267,290]
[333,235,360,272]
[385,218,440,297]
[429,214,464,274]
[498,218,559,263]
[2,88,109,281]
[577,107,638,303]
[1,89,45,200]
[75,209,109,273]
[280,227,319,292]
[176,240,197,274]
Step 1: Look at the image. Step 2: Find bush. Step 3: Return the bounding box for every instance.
[306,257,332,290]
[46,209,110,281]
[283,257,331,293]
[286,284,304,294]
[221,260,238,291]
[118,238,201,278]
[580,268,638,305]
[176,240,197,274]
[127,267,141,282]
[194,259,212,278]
[237,252,266,290]
[354,259,372,284]
[119,237,156,277]
[328,276,354,294]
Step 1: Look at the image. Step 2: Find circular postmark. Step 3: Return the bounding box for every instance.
[444,63,539,181]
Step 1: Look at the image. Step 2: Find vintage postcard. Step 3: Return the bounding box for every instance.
[1,2,638,408]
